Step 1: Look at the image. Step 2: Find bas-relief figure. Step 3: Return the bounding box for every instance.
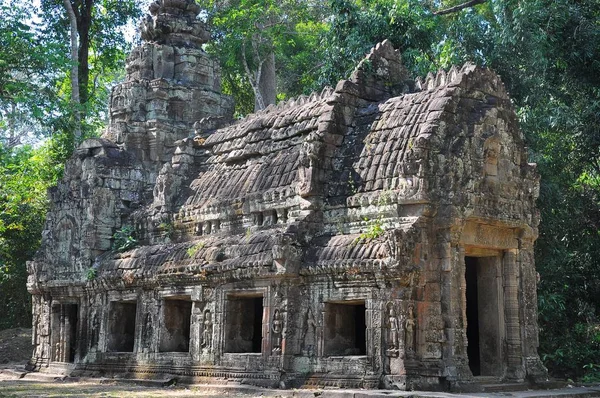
[386,303,401,358]
[142,312,153,351]
[405,304,416,358]
[301,308,317,357]
[271,309,283,354]
[201,309,213,351]
[25,0,547,391]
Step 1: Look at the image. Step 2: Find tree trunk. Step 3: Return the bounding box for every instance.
[76,0,93,105]
[62,0,81,142]
[255,51,276,112]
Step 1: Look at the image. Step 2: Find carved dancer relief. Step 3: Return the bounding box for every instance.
[385,302,401,357]
[90,312,100,350]
[405,303,416,358]
[201,309,213,352]
[271,308,283,354]
[297,132,323,197]
[301,307,317,357]
[142,312,153,351]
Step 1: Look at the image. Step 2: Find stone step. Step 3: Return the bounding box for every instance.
[96,377,176,388]
[481,382,531,393]
[0,367,27,379]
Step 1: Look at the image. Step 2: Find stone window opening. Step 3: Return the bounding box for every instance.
[51,303,79,362]
[324,301,367,356]
[254,212,264,227]
[264,210,277,226]
[225,295,263,353]
[160,298,192,353]
[107,301,137,352]
[277,208,288,224]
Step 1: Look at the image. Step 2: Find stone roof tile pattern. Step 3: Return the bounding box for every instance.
[187,92,331,206]
[109,231,277,274]
[303,235,390,268]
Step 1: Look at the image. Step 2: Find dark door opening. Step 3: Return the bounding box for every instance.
[354,303,366,355]
[465,256,481,376]
[66,304,78,362]
[51,304,79,362]
[225,295,263,353]
[252,297,263,352]
[159,298,192,352]
[324,301,367,356]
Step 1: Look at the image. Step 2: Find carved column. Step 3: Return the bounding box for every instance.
[63,305,72,362]
[518,240,548,381]
[191,286,204,361]
[503,249,525,379]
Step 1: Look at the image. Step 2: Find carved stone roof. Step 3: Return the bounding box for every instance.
[98,231,280,286]
[303,235,390,271]
[186,89,334,205]
[140,0,209,48]
[94,48,521,281]
[29,37,537,289]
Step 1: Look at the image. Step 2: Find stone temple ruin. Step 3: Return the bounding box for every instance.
[27,0,548,391]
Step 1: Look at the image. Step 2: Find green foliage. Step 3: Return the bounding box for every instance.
[201,0,328,115]
[356,216,385,242]
[32,0,142,146]
[111,225,137,252]
[85,267,97,281]
[0,143,61,329]
[187,242,206,258]
[0,3,67,148]
[315,0,438,89]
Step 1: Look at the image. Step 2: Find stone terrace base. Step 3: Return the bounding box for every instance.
[4,364,595,398]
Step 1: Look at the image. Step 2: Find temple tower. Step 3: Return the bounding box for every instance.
[104,0,233,165]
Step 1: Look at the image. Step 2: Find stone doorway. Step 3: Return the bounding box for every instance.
[50,303,79,362]
[465,255,504,377]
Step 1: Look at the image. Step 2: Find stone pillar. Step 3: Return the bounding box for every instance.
[518,241,548,381]
[503,249,525,380]
[30,295,52,369]
[438,226,471,383]
[63,306,71,362]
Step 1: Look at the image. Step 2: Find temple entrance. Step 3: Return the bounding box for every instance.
[465,255,504,377]
[50,303,79,362]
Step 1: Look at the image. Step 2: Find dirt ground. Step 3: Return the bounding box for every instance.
[0,329,32,365]
[0,380,253,398]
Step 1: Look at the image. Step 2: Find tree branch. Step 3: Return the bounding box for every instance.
[241,40,265,110]
[433,0,487,15]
